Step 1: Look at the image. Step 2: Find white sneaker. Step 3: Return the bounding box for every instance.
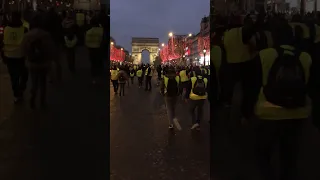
[191,123,200,130]
[173,118,182,131]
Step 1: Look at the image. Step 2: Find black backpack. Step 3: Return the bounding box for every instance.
[29,38,44,63]
[166,77,179,96]
[193,77,206,96]
[263,48,307,109]
[118,73,125,81]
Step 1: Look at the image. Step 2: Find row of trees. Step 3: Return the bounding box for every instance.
[110,45,126,61]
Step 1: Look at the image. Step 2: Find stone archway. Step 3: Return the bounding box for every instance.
[131,37,159,65]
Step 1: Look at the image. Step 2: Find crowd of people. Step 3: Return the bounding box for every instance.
[110,62,211,131]
[0,8,109,108]
[210,11,319,180]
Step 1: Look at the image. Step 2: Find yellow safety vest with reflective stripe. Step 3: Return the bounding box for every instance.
[290,22,310,39]
[145,67,153,76]
[163,76,180,94]
[207,69,210,75]
[85,27,103,48]
[3,26,25,58]
[179,70,189,82]
[64,36,77,48]
[76,13,85,27]
[224,27,251,63]
[136,70,142,77]
[130,72,134,77]
[111,70,118,80]
[133,65,137,70]
[22,20,29,30]
[255,45,312,120]
[189,76,208,100]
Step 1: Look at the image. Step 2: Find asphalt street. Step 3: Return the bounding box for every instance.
[0,47,109,180]
[110,78,210,180]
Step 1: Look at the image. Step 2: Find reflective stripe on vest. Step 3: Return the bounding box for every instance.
[22,20,29,30]
[111,70,118,80]
[3,26,25,58]
[64,36,77,48]
[130,72,134,77]
[224,27,251,63]
[76,13,85,26]
[163,76,180,94]
[85,27,103,48]
[136,70,142,77]
[179,70,189,82]
[207,69,211,75]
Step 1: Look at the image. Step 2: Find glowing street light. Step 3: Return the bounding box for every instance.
[188,33,192,37]
[161,43,165,47]
[168,32,173,37]
[111,42,114,45]
[203,48,207,66]
[121,48,123,50]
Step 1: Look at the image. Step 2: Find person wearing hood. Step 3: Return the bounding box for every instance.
[1,12,29,103]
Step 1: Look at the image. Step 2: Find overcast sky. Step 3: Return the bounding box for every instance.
[110,0,209,54]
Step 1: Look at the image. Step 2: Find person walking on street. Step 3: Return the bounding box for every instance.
[117,66,128,96]
[144,64,153,91]
[185,67,208,130]
[1,12,29,103]
[110,66,119,94]
[64,31,77,73]
[21,14,55,108]
[160,67,182,130]
[136,68,143,88]
[85,17,104,84]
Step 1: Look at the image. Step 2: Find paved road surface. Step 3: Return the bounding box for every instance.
[110,78,210,180]
[0,47,109,180]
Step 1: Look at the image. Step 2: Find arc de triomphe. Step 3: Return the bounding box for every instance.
[131,37,159,65]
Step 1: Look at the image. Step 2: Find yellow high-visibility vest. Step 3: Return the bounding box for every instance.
[163,76,180,94]
[85,27,103,48]
[136,70,142,77]
[111,70,118,80]
[76,13,85,27]
[189,76,208,100]
[64,36,77,48]
[130,72,134,77]
[22,20,29,30]
[179,70,189,82]
[3,26,25,58]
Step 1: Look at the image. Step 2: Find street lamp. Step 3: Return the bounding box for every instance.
[188,33,192,37]
[161,43,165,47]
[168,32,173,37]
[111,42,114,45]
[203,48,206,66]
[121,48,123,50]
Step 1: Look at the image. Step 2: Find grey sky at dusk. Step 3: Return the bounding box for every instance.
[110,0,210,54]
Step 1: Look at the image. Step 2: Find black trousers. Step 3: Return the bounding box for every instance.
[255,119,305,180]
[5,57,28,98]
[138,77,142,87]
[220,60,258,119]
[130,77,134,84]
[119,83,125,96]
[66,48,75,72]
[88,48,103,78]
[30,68,48,104]
[111,80,118,93]
[145,76,152,90]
